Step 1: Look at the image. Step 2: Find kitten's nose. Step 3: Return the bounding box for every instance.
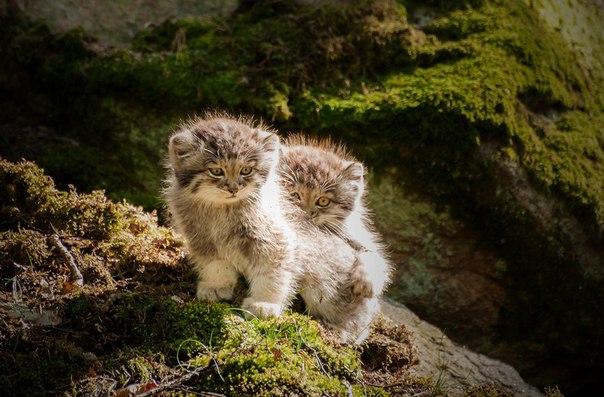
[228,186,239,194]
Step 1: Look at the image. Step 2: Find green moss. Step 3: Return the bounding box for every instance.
[0,160,394,396]
[0,1,411,207]
[528,110,604,222]
[63,294,377,396]
[192,312,371,396]
[120,296,230,353]
[288,0,602,226]
[0,229,50,268]
[0,158,120,238]
[2,0,601,220]
[61,293,228,356]
[0,159,184,282]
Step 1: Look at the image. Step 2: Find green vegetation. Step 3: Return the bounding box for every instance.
[293,1,602,224]
[192,313,365,396]
[64,293,371,396]
[0,158,183,280]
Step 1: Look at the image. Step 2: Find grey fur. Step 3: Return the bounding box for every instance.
[165,113,298,318]
[280,135,393,343]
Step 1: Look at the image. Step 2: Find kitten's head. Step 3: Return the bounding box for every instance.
[280,135,364,232]
[168,112,279,205]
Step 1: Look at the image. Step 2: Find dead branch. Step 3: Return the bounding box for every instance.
[50,234,84,286]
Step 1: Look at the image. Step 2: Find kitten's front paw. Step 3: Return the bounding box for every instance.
[350,267,373,298]
[196,283,235,302]
[241,298,283,319]
[328,325,370,345]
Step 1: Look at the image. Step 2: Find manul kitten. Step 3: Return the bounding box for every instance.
[280,135,392,342]
[165,112,298,318]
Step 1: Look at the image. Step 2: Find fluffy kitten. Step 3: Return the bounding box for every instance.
[295,228,381,344]
[280,135,392,317]
[164,113,298,318]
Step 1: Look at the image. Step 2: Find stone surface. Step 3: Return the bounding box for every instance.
[4,0,237,47]
[380,299,543,397]
[369,181,508,349]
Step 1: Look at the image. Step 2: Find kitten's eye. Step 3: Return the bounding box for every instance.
[240,166,253,176]
[208,167,224,177]
[316,196,331,207]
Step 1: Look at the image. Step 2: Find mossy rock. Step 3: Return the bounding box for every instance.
[0,159,400,397]
[0,157,532,396]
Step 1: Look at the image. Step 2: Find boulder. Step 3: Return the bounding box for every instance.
[381,299,543,397]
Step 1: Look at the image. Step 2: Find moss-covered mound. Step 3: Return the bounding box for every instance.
[1,0,603,394]
[1,159,434,397]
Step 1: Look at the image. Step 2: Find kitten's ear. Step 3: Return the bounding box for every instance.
[342,161,364,182]
[258,130,280,152]
[169,130,197,167]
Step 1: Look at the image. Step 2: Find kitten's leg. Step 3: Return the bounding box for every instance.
[241,267,294,318]
[334,297,380,345]
[350,250,390,298]
[193,258,239,302]
[351,296,380,344]
[350,256,373,298]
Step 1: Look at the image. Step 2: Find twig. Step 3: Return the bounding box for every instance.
[136,365,218,397]
[50,234,84,286]
[342,379,354,397]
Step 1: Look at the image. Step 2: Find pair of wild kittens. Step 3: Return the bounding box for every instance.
[165,113,391,343]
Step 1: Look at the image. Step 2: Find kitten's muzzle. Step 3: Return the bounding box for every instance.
[225,181,242,196]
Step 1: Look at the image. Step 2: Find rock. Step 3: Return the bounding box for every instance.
[3,0,238,48]
[380,298,543,397]
[1,302,62,327]
[368,179,508,348]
